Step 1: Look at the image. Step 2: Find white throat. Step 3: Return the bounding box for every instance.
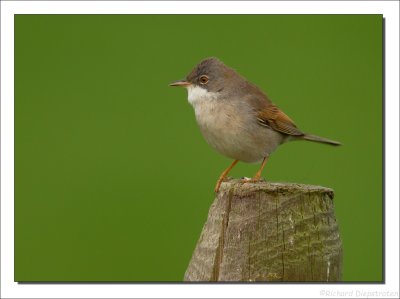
[187,85,218,107]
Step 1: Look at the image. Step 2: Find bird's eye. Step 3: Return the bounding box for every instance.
[199,75,209,85]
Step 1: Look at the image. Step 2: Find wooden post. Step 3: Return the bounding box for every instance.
[184,179,343,282]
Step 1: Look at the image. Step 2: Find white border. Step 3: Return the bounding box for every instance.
[1,1,399,298]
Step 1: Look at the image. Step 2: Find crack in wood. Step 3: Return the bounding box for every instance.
[212,185,234,280]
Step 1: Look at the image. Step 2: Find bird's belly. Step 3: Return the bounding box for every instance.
[194,101,283,163]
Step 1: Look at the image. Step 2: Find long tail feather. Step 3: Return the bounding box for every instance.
[302,134,341,146]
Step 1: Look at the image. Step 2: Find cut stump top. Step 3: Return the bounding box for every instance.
[220,178,334,197]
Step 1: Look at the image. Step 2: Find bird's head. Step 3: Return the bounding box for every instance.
[170,57,237,105]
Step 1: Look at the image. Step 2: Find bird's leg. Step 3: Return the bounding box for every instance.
[252,156,268,180]
[214,159,239,193]
[241,156,269,183]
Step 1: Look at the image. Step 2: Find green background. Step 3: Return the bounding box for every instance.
[15,15,382,282]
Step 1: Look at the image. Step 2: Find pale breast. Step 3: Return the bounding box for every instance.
[189,92,284,163]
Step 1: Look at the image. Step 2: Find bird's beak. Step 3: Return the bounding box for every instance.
[169,79,191,87]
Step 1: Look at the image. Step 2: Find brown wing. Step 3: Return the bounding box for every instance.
[256,105,304,136]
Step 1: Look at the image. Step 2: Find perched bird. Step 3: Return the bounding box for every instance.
[170,57,340,193]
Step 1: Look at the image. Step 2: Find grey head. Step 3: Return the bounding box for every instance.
[170,57,243,94]
[170,57,268,103]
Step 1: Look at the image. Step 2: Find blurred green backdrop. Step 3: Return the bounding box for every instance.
[15,15,382,282]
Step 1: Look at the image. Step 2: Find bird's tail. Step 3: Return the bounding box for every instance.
[302,134,341,146]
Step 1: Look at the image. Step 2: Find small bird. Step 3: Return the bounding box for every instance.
[170,57,340,193]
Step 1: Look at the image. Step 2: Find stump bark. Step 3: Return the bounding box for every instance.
[184,179,343,282]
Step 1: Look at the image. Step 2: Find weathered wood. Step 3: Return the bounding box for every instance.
[184,179,342,282]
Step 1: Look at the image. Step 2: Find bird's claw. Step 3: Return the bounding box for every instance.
[240,176,263,184]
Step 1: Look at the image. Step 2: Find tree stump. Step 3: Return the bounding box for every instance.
[184,179,342,282]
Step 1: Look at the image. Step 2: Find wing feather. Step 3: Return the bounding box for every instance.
[257,105,304,136]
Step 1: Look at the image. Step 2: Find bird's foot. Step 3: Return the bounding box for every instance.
[214,182,221,193]
[214,177,229,193]
[240,175,264,184]
[216,176,265,192]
